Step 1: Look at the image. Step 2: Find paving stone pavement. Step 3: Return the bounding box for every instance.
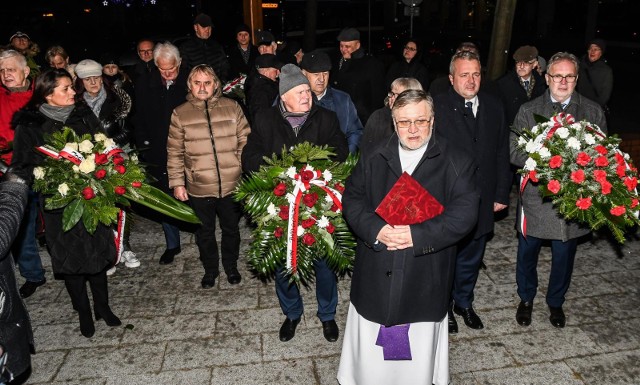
[18,192,640,385]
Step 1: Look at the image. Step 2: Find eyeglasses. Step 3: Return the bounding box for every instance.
[138,49,153,54]
[516,60,536,67]
[395,119,432,129]
[403,46,417,52]
[547,74,577,83]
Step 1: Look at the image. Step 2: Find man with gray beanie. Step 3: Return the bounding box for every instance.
[242,63,348,343]
[301,50,362,153]
[331,27,386,125]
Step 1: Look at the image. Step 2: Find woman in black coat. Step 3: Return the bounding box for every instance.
[12,68,121,338]
[385,38,429,92]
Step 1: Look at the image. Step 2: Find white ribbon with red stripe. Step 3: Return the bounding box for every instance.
[284,166,343,272]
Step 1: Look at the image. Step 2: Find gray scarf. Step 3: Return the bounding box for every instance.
[39,104,75,123]
[279,100,310,136]
[83,86,107,118]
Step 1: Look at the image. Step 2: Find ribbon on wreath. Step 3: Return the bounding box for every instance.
[36,145,86,165]
[519,113,575,237]
[113,209,126,265]
[285,167,343,272]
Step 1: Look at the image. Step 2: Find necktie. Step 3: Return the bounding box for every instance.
[166,80,173,90]
[523,80,530,92]
[465,101,474,118]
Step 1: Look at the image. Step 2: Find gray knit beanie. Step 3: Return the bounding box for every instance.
[278,64,309,96]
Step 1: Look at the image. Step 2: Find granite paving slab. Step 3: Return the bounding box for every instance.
[105,368,212,385]
[162,335,262,370]
[211,360,317,385]
[565,349,640,385]
[471,361,584,385]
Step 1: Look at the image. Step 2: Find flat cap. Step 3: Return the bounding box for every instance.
[255,54,283,70]
[256,30,275,46]
[194,13,213,27]
[300,50,332,72]
[75,59,103,79]
[337,28,360,42]
[513,45,538,62]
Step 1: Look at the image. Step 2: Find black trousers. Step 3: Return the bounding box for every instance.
[190,195,242,276]
[63,270,111,315]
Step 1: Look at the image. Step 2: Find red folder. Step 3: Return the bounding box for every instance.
[375,172,444,225]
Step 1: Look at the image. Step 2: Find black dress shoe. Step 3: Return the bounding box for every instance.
[453,305,484,329]
[159,247,181,265]
[279,317,301,342]
[19,279,46,298]
[78,309,95,338]
[448,308,458,334]
[226,268,242,285]
[322,320,339,342]
[201,273,216,289]
[549,306,566,328]
[95,308,122,327]
[516,301,533,326]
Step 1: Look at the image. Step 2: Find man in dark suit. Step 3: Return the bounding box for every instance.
[433,51,511,333]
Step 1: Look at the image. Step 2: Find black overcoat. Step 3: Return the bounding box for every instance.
[433,88,511,238]
[496,69,547,126]
[343,135,479,326]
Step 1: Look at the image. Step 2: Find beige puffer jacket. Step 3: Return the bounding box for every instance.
[167,91,250,198]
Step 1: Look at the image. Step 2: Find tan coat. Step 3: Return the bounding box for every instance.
[167,92,250,198]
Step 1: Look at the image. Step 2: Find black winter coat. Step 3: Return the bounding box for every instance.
[385,59,430,92]
[12,105,116,275]
[132,67,189,193]
[228,44,259,79]
[496,69,547,126]
[244,73,278,125]
[242,102,348,173]
[180,36,230,82]
[78,86,133,146]
[360,106,393,151]
[433,88,511,238]
[0,181,33,380]
[331,48,386,126]
[344,135,479,325]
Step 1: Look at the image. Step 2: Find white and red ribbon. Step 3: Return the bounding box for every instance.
[284,167,343,273]
[113,209,126,265]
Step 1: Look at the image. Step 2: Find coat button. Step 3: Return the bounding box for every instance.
[386,271,392,277]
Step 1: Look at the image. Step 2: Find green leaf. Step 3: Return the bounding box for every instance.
[62,198,85,232]
[124,184,200,224]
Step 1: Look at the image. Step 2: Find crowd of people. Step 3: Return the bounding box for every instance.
[0,11,614,385]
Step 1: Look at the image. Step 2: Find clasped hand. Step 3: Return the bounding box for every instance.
[376,224,413,250]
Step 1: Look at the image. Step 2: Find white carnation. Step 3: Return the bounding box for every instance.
[324,194,334,203]
[72,165,80,173]
[525,140,541,153]
[65,142,78,151]
[524,158,537,171]
[584,133,596,145]
[58,183,70,196]
[297,225,304,236]
[94,133,107,142]
[78,157,96,173]
[33,167,45,180]
[567,137,581,150]
[537,147,551,159]
[286,166,297,179]
[323,169,333,182]
[555,126,569,139]
[267,203,278,216]
[531,125,540,134]
[286,193,296,204]
[130,153,139,163]
[103,138,116,148]
[517,136,527,146]
[78,139,94,154]
[316,216,330,229]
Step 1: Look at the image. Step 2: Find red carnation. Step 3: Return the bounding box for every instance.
[302,233,316,246]
[576,197,592,210]
[273,182,287,196]
[576,152,591,166]
[624,177,638,191]
[547,180,561,194]
[594,145,608,155]
[131,181,142,188]
[600,180,612,195]
[114,165,126,174]
[570,169,585,184]
[617,165,627,178]
[549,155,563,169]
[610,206,626,216]
[615,153,625,165]
[94,169,107,180]
[595,156,609,167]
[326,222,335,234]
[82,186,95,200]
[95,153,108,165]
[301,218,316,229]
[112,155,125,165]
[279,205,289,220]
[528,170,538,183]
[632,198,639,208]
[114,186,126,195]
[330,202,340,212]
[303,192,319,208]
[274,227,284,238]
[300,170,315,183]
[593,170,607,183]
